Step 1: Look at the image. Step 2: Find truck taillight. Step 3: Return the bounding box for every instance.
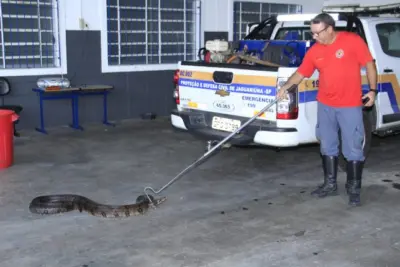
[276,78,298,120]
[173,69,180,105]
[173,69,179,84]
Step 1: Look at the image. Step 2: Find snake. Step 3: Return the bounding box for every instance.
[28,194,167,218]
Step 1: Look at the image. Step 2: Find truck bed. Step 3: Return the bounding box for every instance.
[180,60,279,71]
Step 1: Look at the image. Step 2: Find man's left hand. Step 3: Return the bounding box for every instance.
[362,91,376,107]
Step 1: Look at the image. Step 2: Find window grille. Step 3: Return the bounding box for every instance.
[0,0,61,69]
[233,1,302,40]
[106,0,199,66]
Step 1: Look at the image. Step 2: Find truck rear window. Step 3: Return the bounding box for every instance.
[376,23,400,58]
[275,27,348,41]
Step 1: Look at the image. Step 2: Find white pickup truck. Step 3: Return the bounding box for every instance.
[170,4,400,170]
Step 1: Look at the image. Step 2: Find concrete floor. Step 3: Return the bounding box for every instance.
[1,117,400,267]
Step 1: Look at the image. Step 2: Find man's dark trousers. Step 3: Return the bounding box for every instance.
[311,101,365,206]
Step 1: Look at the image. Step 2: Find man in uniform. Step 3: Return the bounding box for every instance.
[277,13,378,206]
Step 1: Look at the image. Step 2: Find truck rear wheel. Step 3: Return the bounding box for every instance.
[338,108,374,172]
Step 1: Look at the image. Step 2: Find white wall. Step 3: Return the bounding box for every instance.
[64,0,102,31]
[62,0,325,63]
[64,0,399,32]
[60,0,326,73]
[62,0,397,53]
[5,0,391,76]
[323,0,400,6]
[63,0,326,32]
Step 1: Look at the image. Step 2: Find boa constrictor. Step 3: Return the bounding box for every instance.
[29,194,166,218]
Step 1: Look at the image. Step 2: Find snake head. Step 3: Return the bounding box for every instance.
[150,196,167,208]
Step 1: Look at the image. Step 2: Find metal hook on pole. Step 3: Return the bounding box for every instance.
[141,85,297,206]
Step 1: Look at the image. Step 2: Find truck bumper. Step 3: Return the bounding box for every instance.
[171,112,188,130]
[170,109,299,147]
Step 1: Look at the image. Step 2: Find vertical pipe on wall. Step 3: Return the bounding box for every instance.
[195,0,201,56]
[239,2,242,39]
[0,2,6,68]
[145,0,148,64]
[269,4,271,18]
[183,0,186,61]
[117,0,121,65]
[158,0,161,64]
[37,0,43,66]
[52,0,61,68]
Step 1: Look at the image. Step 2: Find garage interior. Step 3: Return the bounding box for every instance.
[1,0,400,266]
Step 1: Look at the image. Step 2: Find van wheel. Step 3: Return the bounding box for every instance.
[338,108,374,172]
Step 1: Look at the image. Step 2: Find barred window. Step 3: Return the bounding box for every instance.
[233,2,302,41]
[0,0,61,69]
[106,0,200,66]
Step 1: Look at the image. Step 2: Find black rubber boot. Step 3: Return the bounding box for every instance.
[311,155,338,198]
[346,160,364,206]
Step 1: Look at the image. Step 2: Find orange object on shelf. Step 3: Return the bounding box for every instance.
[45,86,62,91]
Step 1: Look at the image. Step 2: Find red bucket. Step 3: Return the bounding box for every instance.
[0,110,19,169]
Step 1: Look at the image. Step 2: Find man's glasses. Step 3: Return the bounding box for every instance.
[312,25,328,37]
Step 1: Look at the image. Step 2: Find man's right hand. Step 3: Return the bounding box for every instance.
[275,71,304,100]
[277,84,291,100]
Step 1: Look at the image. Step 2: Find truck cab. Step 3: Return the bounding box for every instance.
[170,4,400,170]
[248,5,400,135]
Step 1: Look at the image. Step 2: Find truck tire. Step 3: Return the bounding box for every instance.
[338,108,374,172]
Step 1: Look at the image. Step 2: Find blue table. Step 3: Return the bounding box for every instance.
[32,85,115,134]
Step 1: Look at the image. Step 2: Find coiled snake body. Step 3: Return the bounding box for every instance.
[29,194,166,218]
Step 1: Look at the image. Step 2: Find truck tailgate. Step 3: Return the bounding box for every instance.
[177,62,278,132]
